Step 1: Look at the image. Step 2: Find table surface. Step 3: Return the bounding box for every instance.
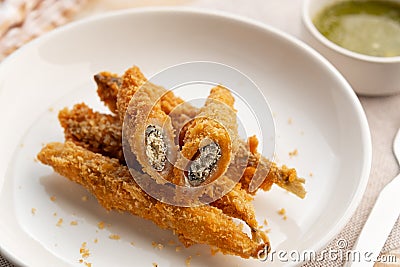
[0,0,399,266]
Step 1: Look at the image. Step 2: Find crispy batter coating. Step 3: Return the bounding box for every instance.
[59,103,259,229]
[238,137,306,198]
[119,68,179,184]
[37,142,268,258]
[116,66,147,122]
[60,100,305,198]
[94,72,121,114]
[176,85,239,186]
[58,103,123,162]
[95,71,194,118]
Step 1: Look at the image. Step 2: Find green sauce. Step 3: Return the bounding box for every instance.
[313,0,400,57]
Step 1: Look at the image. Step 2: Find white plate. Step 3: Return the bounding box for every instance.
[0,8,371,267]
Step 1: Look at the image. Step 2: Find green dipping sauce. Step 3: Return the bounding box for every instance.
[313,0,400,57]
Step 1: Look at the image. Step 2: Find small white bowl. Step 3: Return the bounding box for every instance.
[302,0,400,96]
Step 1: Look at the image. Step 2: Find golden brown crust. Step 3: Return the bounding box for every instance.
[58,103,123,163]
[116,66,147,122]
[58,103,261,228]
[59,101,305,198]
[94,72,121,114]
[37,142,268,258]
[176,85,239,185]
[238,137,306,198]
[119,68,179,184]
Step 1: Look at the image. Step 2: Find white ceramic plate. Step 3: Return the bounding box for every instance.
[0,8,371,267]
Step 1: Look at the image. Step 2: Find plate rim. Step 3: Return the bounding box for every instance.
[0,6,372,267]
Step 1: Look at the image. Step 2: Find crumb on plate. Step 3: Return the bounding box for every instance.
[80,242,90,258]
[278,208,288,220]
[152,241,164,250]
[97,221,105,229]
[31,208,36,215]
[109,234,120,240]
[56,218,63,227]
[185,256,192,267]
[289,149,298,157]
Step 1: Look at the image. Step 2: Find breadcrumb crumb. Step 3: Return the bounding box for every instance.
[81,195,88,202]
[31,208,36,215]
[175,246,182,252]
[263,219,268,226]
[80,242,90,258]
[309,172,314,177]
[278,208,288,220]
[185,256,192,267]
[152,241,164,250]
[97,221,105,229]
[167,239,176,246]
[130,241,135,246]
[288,118,293,124]
[53,212,57,217]
[56,218,63,227]
[94,238,98,244]
[70,221,78,226]
[50,195,56,202]
[289,149,298,157]
[152,263,158,267]
[33,158,38,163]
[109,234,120,240]
[48,107,54,112]
[84,263,91,267]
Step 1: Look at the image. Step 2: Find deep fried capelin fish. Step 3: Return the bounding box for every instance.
[61,101,305,198]
[116,67,263,228]
[37,141,269,258]
[96,71,306,198]
[59,103,260,230]
[175,85,239,187]
[122,81,179,184]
